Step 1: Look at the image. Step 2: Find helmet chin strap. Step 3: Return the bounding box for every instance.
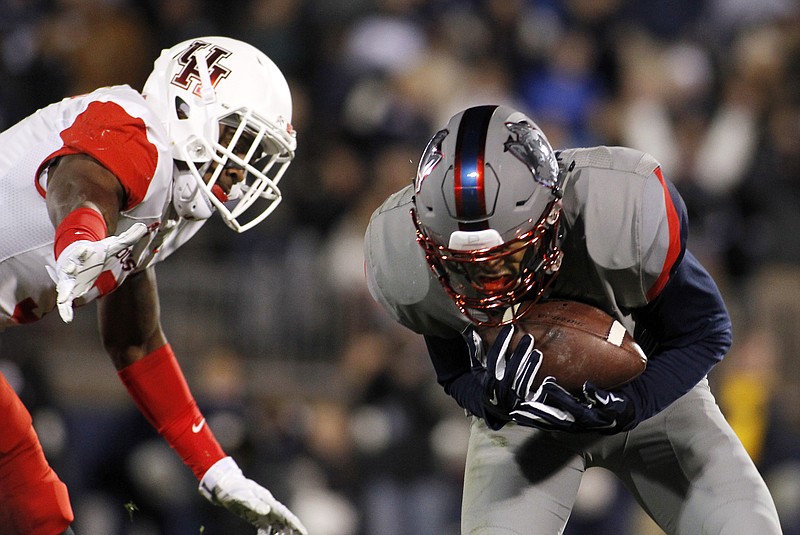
[227,181,243,200]
[172,168,215,220]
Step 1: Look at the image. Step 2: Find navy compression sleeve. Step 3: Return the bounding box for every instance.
[621,250,732,422]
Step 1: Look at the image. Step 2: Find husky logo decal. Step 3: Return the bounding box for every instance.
[503,121,559,189]
[415,128,448,193]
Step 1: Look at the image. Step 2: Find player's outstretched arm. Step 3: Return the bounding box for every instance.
[45,154,136,322]
[45,153,125,233]
[99,270,307,534]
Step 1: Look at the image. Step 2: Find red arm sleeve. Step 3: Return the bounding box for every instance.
[118,344,226,480]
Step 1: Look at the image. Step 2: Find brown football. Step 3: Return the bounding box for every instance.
[478,300,647,395]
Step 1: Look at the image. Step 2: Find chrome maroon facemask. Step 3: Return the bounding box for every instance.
[412,198,563,326]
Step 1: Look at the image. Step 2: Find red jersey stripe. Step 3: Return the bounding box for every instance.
[647,166,682,301]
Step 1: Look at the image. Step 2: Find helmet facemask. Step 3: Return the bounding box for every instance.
[176,109,294,232]
[412,105,565,326]
[413,197,564,326]
[143,37,296,232]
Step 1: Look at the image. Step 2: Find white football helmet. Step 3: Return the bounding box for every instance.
[142,36,296,232]
[412,104,565,326]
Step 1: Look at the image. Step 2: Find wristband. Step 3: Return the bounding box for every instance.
[53,207,107,258]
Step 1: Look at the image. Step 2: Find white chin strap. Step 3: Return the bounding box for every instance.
[227,181,243,201]
[172,169,215,220]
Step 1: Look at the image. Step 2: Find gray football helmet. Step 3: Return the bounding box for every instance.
[411,104,564,326]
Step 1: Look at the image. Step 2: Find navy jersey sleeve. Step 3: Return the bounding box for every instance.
[620,250,732,421]
[424,334,510,430]
[616,174,732,423]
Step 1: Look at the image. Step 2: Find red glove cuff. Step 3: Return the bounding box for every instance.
[53,207,107,258]
[118,344,225,480]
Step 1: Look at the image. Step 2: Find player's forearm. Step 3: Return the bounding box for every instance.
[625,249,732,422]
[619,331,728,422]
[99,268,167,368]
[425,333,511,429]
[117,343,225,480]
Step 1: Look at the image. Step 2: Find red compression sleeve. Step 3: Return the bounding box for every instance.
[53,207,107,258]
[117,344,225,480]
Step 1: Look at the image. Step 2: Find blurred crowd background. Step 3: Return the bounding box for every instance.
[2,0,800,533]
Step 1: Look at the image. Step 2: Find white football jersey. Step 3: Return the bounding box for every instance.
[0,85,205,328]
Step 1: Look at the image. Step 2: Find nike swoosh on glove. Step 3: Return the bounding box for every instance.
[200,457,308,535]
[46,223,147,323]
[510,378,637,434]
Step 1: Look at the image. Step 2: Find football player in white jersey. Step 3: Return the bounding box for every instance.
[0,37,306,535]
[364,104,782,534]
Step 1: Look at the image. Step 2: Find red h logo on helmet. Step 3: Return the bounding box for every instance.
[171,40,232,97]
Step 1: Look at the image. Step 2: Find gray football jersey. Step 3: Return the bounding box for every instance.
[364,146,679,338]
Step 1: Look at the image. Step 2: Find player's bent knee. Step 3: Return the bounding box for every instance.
[0,477,73,535]
[0,374,35,453]
[0,374,74,534]
[0,429,74,535]
[678,497,782,535]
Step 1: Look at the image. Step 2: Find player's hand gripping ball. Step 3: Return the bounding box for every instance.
[478,300,647,396]
[466,324,541,428]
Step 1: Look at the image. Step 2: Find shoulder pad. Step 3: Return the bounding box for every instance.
[561,146,660,178]
[365,185,470,337]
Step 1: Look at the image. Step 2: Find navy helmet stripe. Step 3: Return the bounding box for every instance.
[454,106,495,230]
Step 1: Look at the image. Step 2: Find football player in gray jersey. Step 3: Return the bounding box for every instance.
[364,104,782,534]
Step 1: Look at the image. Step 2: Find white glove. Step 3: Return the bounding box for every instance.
[199,457,308,535]
[46,223,147,323]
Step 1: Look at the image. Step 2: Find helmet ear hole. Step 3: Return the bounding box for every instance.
[175,96,190,119]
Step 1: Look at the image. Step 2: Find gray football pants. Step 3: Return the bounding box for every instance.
[461,379,782,534]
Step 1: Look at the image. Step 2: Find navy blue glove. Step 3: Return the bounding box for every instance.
[510,378,637,434]
[467,325,541,424]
